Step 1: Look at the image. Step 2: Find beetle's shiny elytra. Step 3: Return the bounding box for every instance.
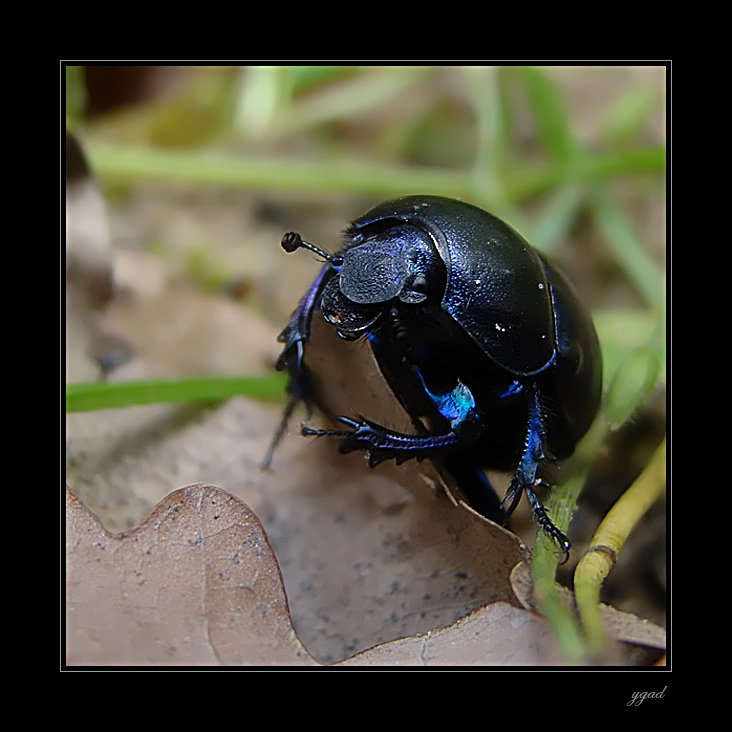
[265,195,602,558]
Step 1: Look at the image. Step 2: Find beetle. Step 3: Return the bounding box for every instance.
[265,195,602,558]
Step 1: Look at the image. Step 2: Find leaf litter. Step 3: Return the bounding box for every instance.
[65,177,665,666]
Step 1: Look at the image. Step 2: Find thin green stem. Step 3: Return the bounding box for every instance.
[574,439,666,654]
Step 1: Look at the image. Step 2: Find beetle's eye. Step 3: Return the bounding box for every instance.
[412,276,428,294]
[398,274,430,304]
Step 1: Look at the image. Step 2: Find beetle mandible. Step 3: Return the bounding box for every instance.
[265,195,602,558]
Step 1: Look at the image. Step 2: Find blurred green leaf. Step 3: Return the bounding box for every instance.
[86,140,472,199]
[592,308,666,391]
[590,185,664,307]
[529,184,585,253]
[461,66,507,199]
[517,66,579,162]
[286,65,359,93]
[504,146,665,201]
[604,347,662,429]
[601,83,661,146]
[65,65,85,126]
[271,67,428,140]
[234,66,288,139]
[87,140,665,207]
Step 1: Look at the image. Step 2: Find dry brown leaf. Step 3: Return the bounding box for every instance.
[66,484,316,666]
[67,397,529,665]
[66,482,664,667]
[66,484,551,667]
[510,563,666,652]
[337,603,563,666]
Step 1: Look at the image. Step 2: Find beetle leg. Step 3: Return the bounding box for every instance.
[500,382,570,558]
[275,263,334,384]
[303,377,483,467]
[303,415,476,467]
[262,263,334,469]
[524,484,571,563]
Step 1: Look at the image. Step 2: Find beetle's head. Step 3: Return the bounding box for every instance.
[321,224,445,337]
[340,225,442,305]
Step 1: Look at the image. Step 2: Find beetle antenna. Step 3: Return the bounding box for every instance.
[281,232,340,264]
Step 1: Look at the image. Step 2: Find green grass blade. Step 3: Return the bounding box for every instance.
[65,374,286,413]
[87,142,665,205]
[591,185,665,307]
[516,66,578,161]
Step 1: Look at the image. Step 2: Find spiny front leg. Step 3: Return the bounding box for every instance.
[262,259,335,470]
[275,262,334,395]
[500,382,570,560]
[303,415,474,466]
[302,377,482,467]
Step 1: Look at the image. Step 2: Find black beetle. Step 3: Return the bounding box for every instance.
[266,195,602,558]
